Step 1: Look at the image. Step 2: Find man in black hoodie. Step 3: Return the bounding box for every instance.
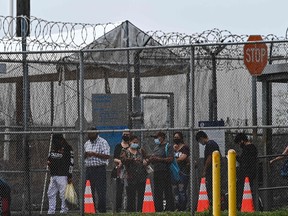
[47,134,74,214]
[234,132,258,210]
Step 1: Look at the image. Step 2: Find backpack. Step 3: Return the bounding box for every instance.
[0,179,11,216]
[165,144,180,183]
[280,160,288,177]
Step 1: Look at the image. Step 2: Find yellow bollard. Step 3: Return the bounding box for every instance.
[228,149,237,216]
[212,150,221,216]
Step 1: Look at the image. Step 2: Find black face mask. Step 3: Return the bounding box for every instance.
[174,139,181,144]
[240,143,245,149]
[122,135,130,142]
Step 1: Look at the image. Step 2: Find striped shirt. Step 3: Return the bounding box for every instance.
[84,136,110,167]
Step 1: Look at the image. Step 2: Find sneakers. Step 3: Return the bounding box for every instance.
[60,209,68,214]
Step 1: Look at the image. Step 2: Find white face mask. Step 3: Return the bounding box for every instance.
[154,138,160,145]
[199,142,205,146]
[130,143,139,149]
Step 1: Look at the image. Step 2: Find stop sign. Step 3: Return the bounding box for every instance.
[243,35,268,76]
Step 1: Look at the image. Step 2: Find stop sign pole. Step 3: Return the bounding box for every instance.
[243,35,268,76]
[244,35,268,145]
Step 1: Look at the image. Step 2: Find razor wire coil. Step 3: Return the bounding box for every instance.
[0,15,287,71]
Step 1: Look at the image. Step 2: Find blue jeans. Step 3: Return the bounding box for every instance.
[173,172,189,211]
[86,166,107,213]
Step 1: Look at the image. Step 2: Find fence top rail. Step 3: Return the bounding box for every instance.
[1,39,288,55]
[0,125,286,135]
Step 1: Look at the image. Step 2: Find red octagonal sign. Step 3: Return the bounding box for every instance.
[243,35,268,76]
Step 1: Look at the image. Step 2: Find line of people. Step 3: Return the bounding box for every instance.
[113,130,190,212]
[46,128,259,214]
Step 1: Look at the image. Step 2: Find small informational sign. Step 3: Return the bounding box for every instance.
[0,64,6,74]
[92,94,128,153]
[198,120,225,158]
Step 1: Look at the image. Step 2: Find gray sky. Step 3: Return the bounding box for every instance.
[1,0,288,38]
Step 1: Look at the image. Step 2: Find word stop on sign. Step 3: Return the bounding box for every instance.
[243,35,268,76]
[244,47,267,63]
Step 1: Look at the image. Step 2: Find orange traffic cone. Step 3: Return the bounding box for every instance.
[197,177,209,212]
[84,180,96,213]
[142,178,155,213]
[241,177,254,212]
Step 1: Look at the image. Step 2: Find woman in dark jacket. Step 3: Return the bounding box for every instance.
[173,131,190,211]
[112,130,130,212]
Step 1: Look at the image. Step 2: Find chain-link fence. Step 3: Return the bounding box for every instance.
[0,16,288,215]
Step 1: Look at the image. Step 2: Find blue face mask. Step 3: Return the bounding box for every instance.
[154,138,160,145]
[130,143,139,149]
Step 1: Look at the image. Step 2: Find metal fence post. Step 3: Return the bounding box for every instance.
[228,149,237,216]
[79,51,85,215]
[212,151,221,216]
[190,45,197,215]
[21,15,31,215]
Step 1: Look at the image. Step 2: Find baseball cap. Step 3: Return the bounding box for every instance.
[150,131,166,139]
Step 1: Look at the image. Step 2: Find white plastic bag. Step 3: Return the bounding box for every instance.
[64,183,78,205]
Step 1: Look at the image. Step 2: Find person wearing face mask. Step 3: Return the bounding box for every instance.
[113,130,131,212]
[172,131,190,211]
[149,131,175,212]
[195,130,220,207]
[234,132,258,211]
[120,135,148,212]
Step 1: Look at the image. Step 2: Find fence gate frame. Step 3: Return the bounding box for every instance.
[257,64,288,210]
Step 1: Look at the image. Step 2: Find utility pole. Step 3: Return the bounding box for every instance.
[8,0,14,37]
[17,0,31,214]
[16,0,30,37]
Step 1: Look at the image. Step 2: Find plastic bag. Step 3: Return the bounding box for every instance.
[119,166,127,179]
[65,183,78,205]
[165,144,180,183]
[169,158,180,182]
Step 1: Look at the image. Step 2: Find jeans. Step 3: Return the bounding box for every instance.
[205,172,213,206]
[173,172,189,211]
[47,176,68,214]
[86,166,107,213]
